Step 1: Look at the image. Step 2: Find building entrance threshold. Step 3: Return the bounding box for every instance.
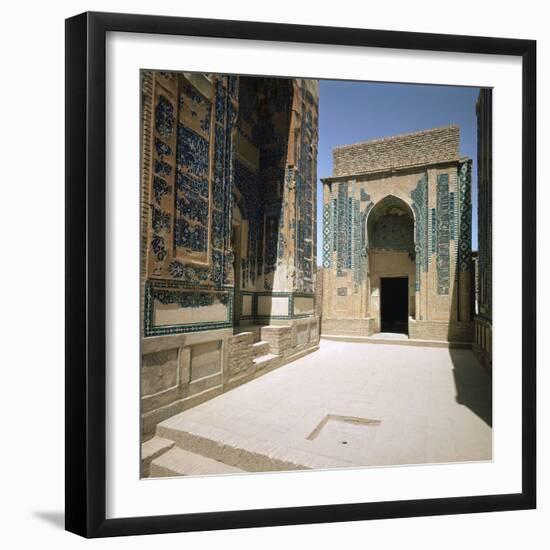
[321,334,471,349]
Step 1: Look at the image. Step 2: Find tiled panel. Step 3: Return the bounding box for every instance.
[449,191,456,240]
[144,73,238,335]
[371,214,414,252]
[436,173,450,295]
[143,74,320,335]
[411,173,428,291]
[294,87,317,294]
[336,182,349,277]
[458,160,473,272]
[174,82,212,260]
[143,281,232,336]
[148,75,178,278]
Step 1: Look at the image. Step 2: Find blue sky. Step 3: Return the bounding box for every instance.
[315,80,480,265]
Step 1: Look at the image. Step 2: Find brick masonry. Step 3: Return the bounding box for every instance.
[261,325,292,355]
[321,317,375,336]
[228,332,254,378]
[333,126,460,177]
[408,319,473,342]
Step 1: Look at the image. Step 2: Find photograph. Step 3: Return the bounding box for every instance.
[140,70,493,478]
[0,1,542,545]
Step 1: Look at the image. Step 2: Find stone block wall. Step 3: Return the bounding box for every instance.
[261,325,293,356]
[141,329,230,437]
[473,317,492,371]
[227,332,254,379]
[333,126,460,177]
[315,267,324,318]
[142,317,321,439]
[321,317,375,336]
[408,319,473,342]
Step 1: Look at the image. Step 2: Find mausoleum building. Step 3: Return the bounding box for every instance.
[140,72,320,438]
[321,126,474,342]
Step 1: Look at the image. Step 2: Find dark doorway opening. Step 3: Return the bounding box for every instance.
[380,277,409,334]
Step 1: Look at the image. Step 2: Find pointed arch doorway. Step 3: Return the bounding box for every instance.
[366,195,416,335]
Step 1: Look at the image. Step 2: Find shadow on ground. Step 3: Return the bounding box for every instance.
[33,511,65,530]
[449,347,492,427]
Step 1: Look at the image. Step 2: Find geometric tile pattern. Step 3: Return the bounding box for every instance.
[371,213,414,253]
[436,173,450,295]
[430,208,437,257]
[411,173,428,291]
[352,198,361,292]
[155,94,174,139]
[336,182,349,276]
[326,183,373,290]
[323,202,332,268]
[143,281,233,337]
[458,160,472,272]
[449,191,456,240]
[296,96,316,292]
[174,86,212,256]
[144,74,319,335]
[146,73,235,301]
[332,198,338,252]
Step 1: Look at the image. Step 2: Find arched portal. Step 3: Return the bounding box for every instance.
[366,195,415,334]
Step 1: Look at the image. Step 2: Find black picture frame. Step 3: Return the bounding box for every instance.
[65,11,536,538]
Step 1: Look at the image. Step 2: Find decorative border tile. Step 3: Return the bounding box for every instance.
[143,280,233,337]
[436,173,450,295]
[322,202,332,268]
[410,173,428,291]
[253,291,316,319]
[458,160,473,271]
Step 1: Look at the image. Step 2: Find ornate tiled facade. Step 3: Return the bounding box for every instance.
[321,126,473,342]
[140,72,320,440]
[142,73,320,333]
[473,89,492,370]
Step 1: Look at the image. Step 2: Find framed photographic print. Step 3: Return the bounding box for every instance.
[65,11,536,538]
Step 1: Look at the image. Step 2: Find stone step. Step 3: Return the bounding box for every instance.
[252,340,270,358]
[149,446,245,477]
[321,335,472,349]
[141,436,175,477]
[253,353,278,372]
[156,414,354,473]
[234,325,262,343]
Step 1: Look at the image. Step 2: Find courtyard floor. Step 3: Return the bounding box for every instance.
[155,339,492,473]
